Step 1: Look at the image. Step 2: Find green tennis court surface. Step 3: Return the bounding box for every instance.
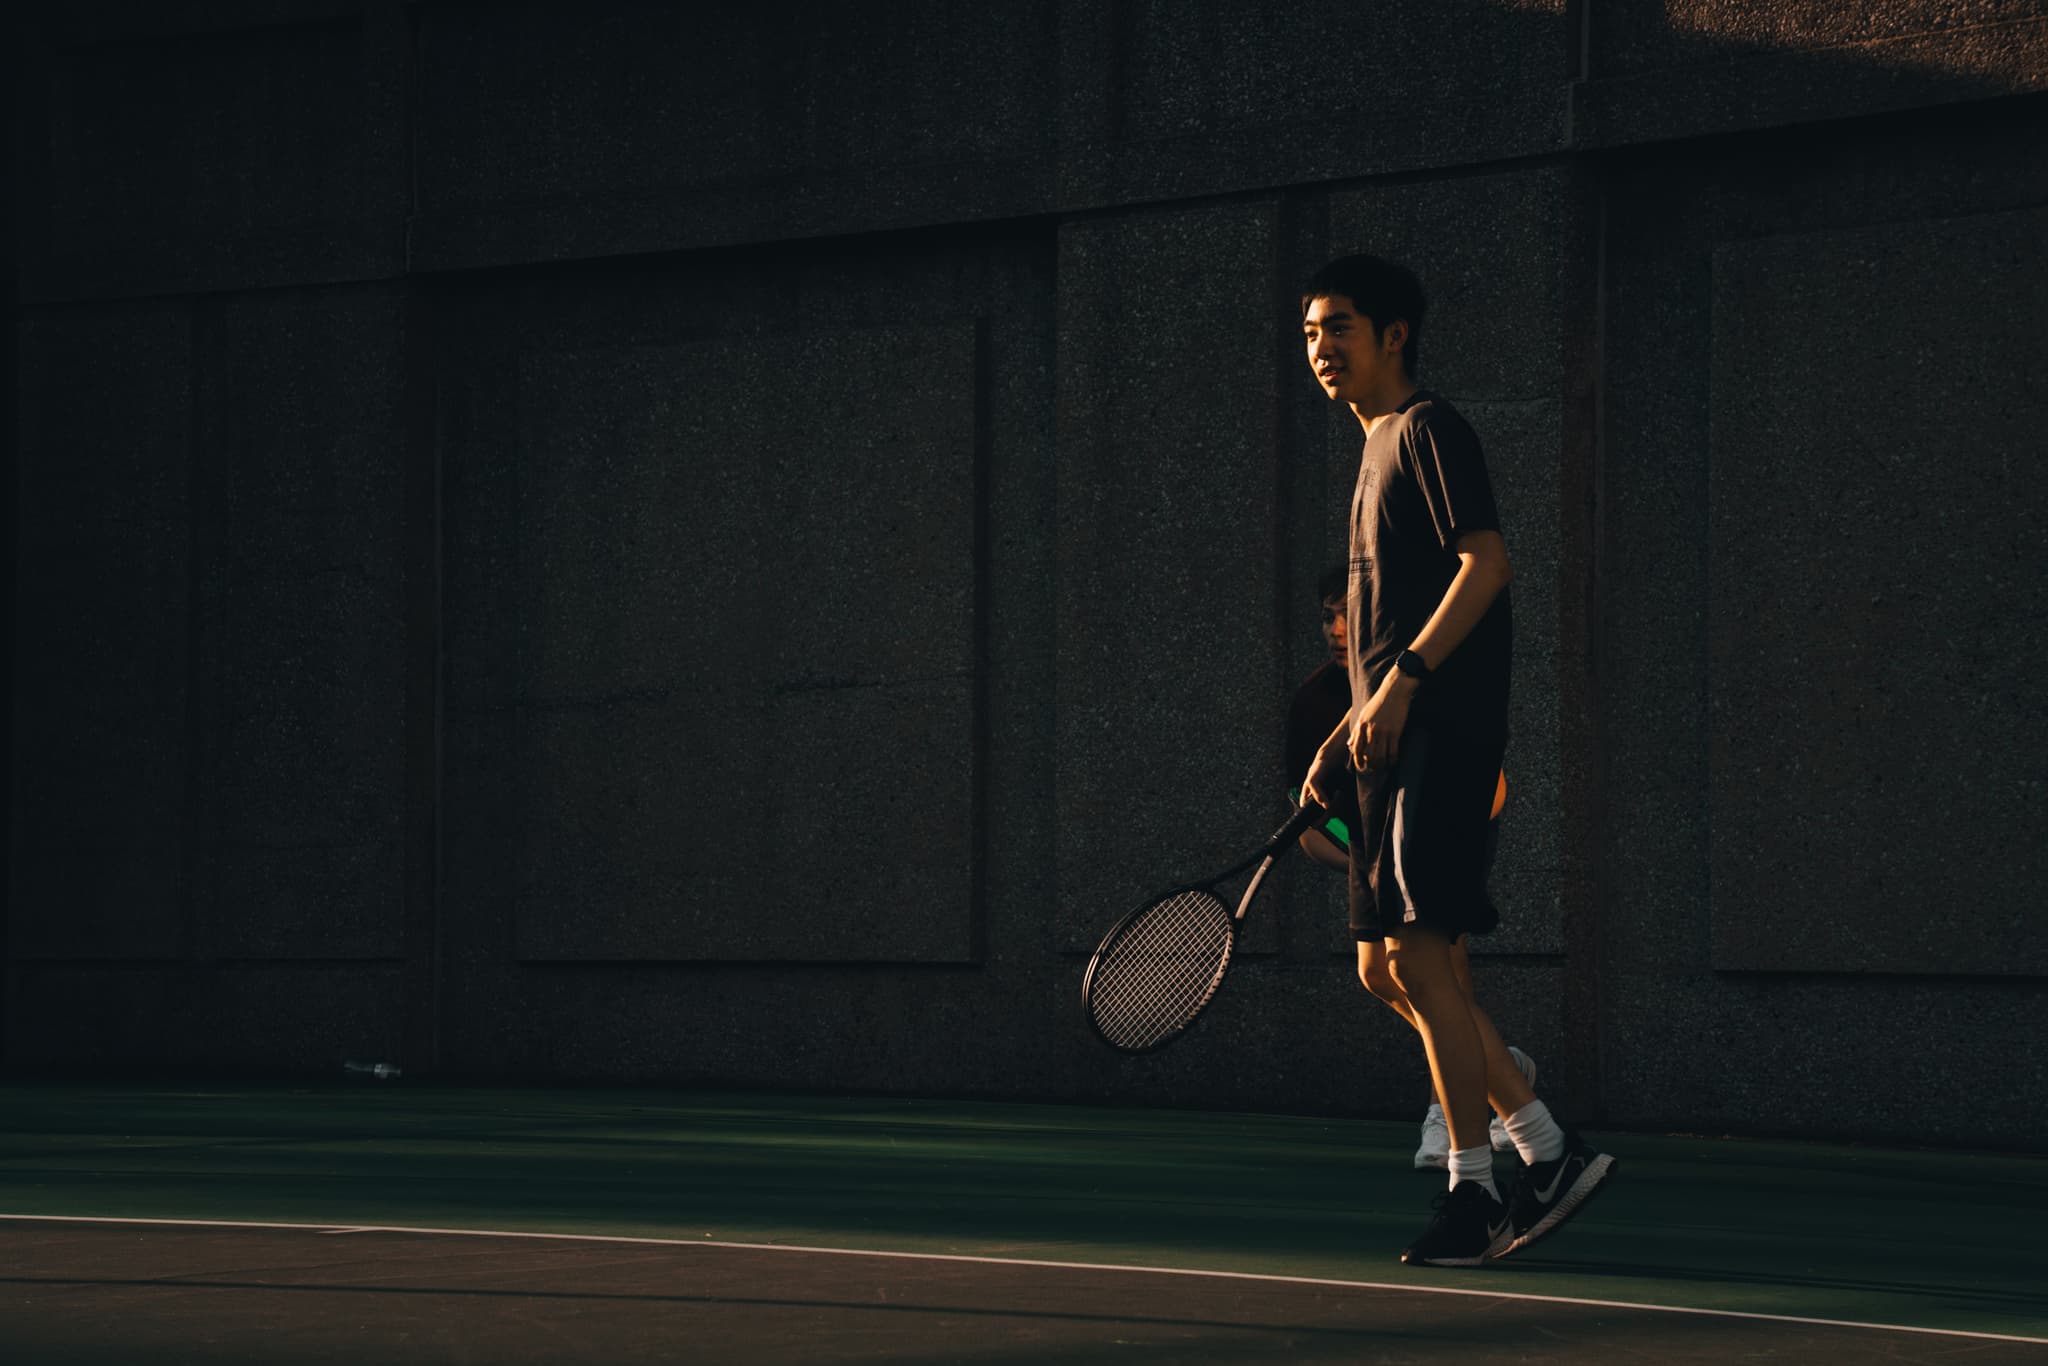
[1,1082,2042,1362]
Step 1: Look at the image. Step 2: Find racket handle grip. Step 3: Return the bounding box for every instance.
[1265,800,1326,854]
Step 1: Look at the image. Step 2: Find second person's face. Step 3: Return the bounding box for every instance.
[1320,595,1348,665]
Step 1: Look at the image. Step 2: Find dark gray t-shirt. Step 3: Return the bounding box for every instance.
[1346,389,1512,737]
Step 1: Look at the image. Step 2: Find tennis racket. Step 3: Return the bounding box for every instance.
[1082,801,1326,1053]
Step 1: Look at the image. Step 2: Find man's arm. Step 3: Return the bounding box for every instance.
[1404,529,1513,675]
[1352,529,1512,769]
[1301,714,1353,812]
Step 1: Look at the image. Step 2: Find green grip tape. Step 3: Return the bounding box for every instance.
[1288,789,1352,852]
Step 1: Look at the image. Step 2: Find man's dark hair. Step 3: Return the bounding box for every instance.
[1301,254,1425,377]
[1317,561,1349,604]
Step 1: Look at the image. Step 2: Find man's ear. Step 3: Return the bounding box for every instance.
[1382,319,1408,355]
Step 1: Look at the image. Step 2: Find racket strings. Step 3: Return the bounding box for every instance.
[1087,890,1234,1050]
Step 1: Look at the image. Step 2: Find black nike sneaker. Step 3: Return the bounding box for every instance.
[1399,1180,1514,1267]
[1500,1130,1616,1256]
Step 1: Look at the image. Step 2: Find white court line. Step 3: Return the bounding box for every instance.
[2,1212,2043,1346]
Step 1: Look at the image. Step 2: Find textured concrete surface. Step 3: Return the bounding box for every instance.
[1706,206,2047,977]
[420,230,1060,1106]
[17,4,2044,297]
[417,3,1057,208]
[514,328,975,963]
[409,0,1061,271]
[1596,102,2048,1142]
[447,310,982,963]
[1052,0,1569,210]
[11,306,194,961]
[189,288,410,961]
[1592,0,2048,79]
[18,8,405,300]
[1051,200,1290,959]
[2,964,404,1070]
[1578,3,2048,145]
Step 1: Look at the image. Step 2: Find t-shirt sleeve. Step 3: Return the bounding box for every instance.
[1404,409,1501,550]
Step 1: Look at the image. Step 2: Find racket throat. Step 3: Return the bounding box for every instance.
[1233,854,1279,923]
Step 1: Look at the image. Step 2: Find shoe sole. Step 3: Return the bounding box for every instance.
[1403,1222,1515,1268]
[1498,1154,1616,1257]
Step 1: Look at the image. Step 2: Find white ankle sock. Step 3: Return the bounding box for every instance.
[1446,1143,1498,1201]
[1504,1098,1566,1165]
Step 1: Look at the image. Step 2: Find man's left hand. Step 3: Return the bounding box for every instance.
[1350,670,1419,772]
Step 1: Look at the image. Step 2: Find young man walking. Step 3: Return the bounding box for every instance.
[1298,254,1614,1266]
[1285,563,1537,1174]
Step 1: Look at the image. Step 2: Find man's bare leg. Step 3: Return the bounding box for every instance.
[1358,939,1534,1119]
[1356,940,1419,1030]
[1383,927,1490,1153]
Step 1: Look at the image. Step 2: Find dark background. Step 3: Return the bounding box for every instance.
[9,1,2046,1147]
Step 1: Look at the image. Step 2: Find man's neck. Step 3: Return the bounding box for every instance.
[1351,378,1420,436]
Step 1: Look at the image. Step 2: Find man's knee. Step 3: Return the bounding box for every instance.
[1385,930,1458,997]
[1355,944,1401,1005]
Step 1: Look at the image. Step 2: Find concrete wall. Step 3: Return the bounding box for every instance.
[10,1,2046,1147]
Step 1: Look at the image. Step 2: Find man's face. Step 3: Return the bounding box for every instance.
[1303,294,1401,405]
[1319,594,1348,665]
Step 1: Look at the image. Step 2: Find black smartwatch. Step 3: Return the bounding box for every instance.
[1394,649,1432,682]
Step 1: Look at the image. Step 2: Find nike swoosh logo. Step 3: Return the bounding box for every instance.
[1531,1159,1574,1205]
[1489,1212,1512,1240]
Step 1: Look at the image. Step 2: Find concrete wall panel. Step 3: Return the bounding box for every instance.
[452,324,980,963]
[1706,207,2048,976]
[3,962,403,1069]
[1055,1,1570,209]
[1052,200,1289,957]
[21,9,404,300]
[436,241,1042,988]
[11,306,194,961]
[1580,3,2048,146]
[412,0,1059,269]
[1593,1,2048,77]
[188,288,411,961]
[1598,103,2048,1142]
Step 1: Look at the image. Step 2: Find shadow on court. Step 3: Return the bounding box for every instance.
[1,1083,2043,1362]
[1531,1256,2048,1311]
[7,1222,2045,1366]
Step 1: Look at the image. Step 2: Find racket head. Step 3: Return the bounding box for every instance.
[1081,886,1236,1053]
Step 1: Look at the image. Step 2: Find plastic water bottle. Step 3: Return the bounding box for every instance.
[343,1060,402,1080]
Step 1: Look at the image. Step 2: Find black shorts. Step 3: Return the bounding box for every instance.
[1348,723,1505,942]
